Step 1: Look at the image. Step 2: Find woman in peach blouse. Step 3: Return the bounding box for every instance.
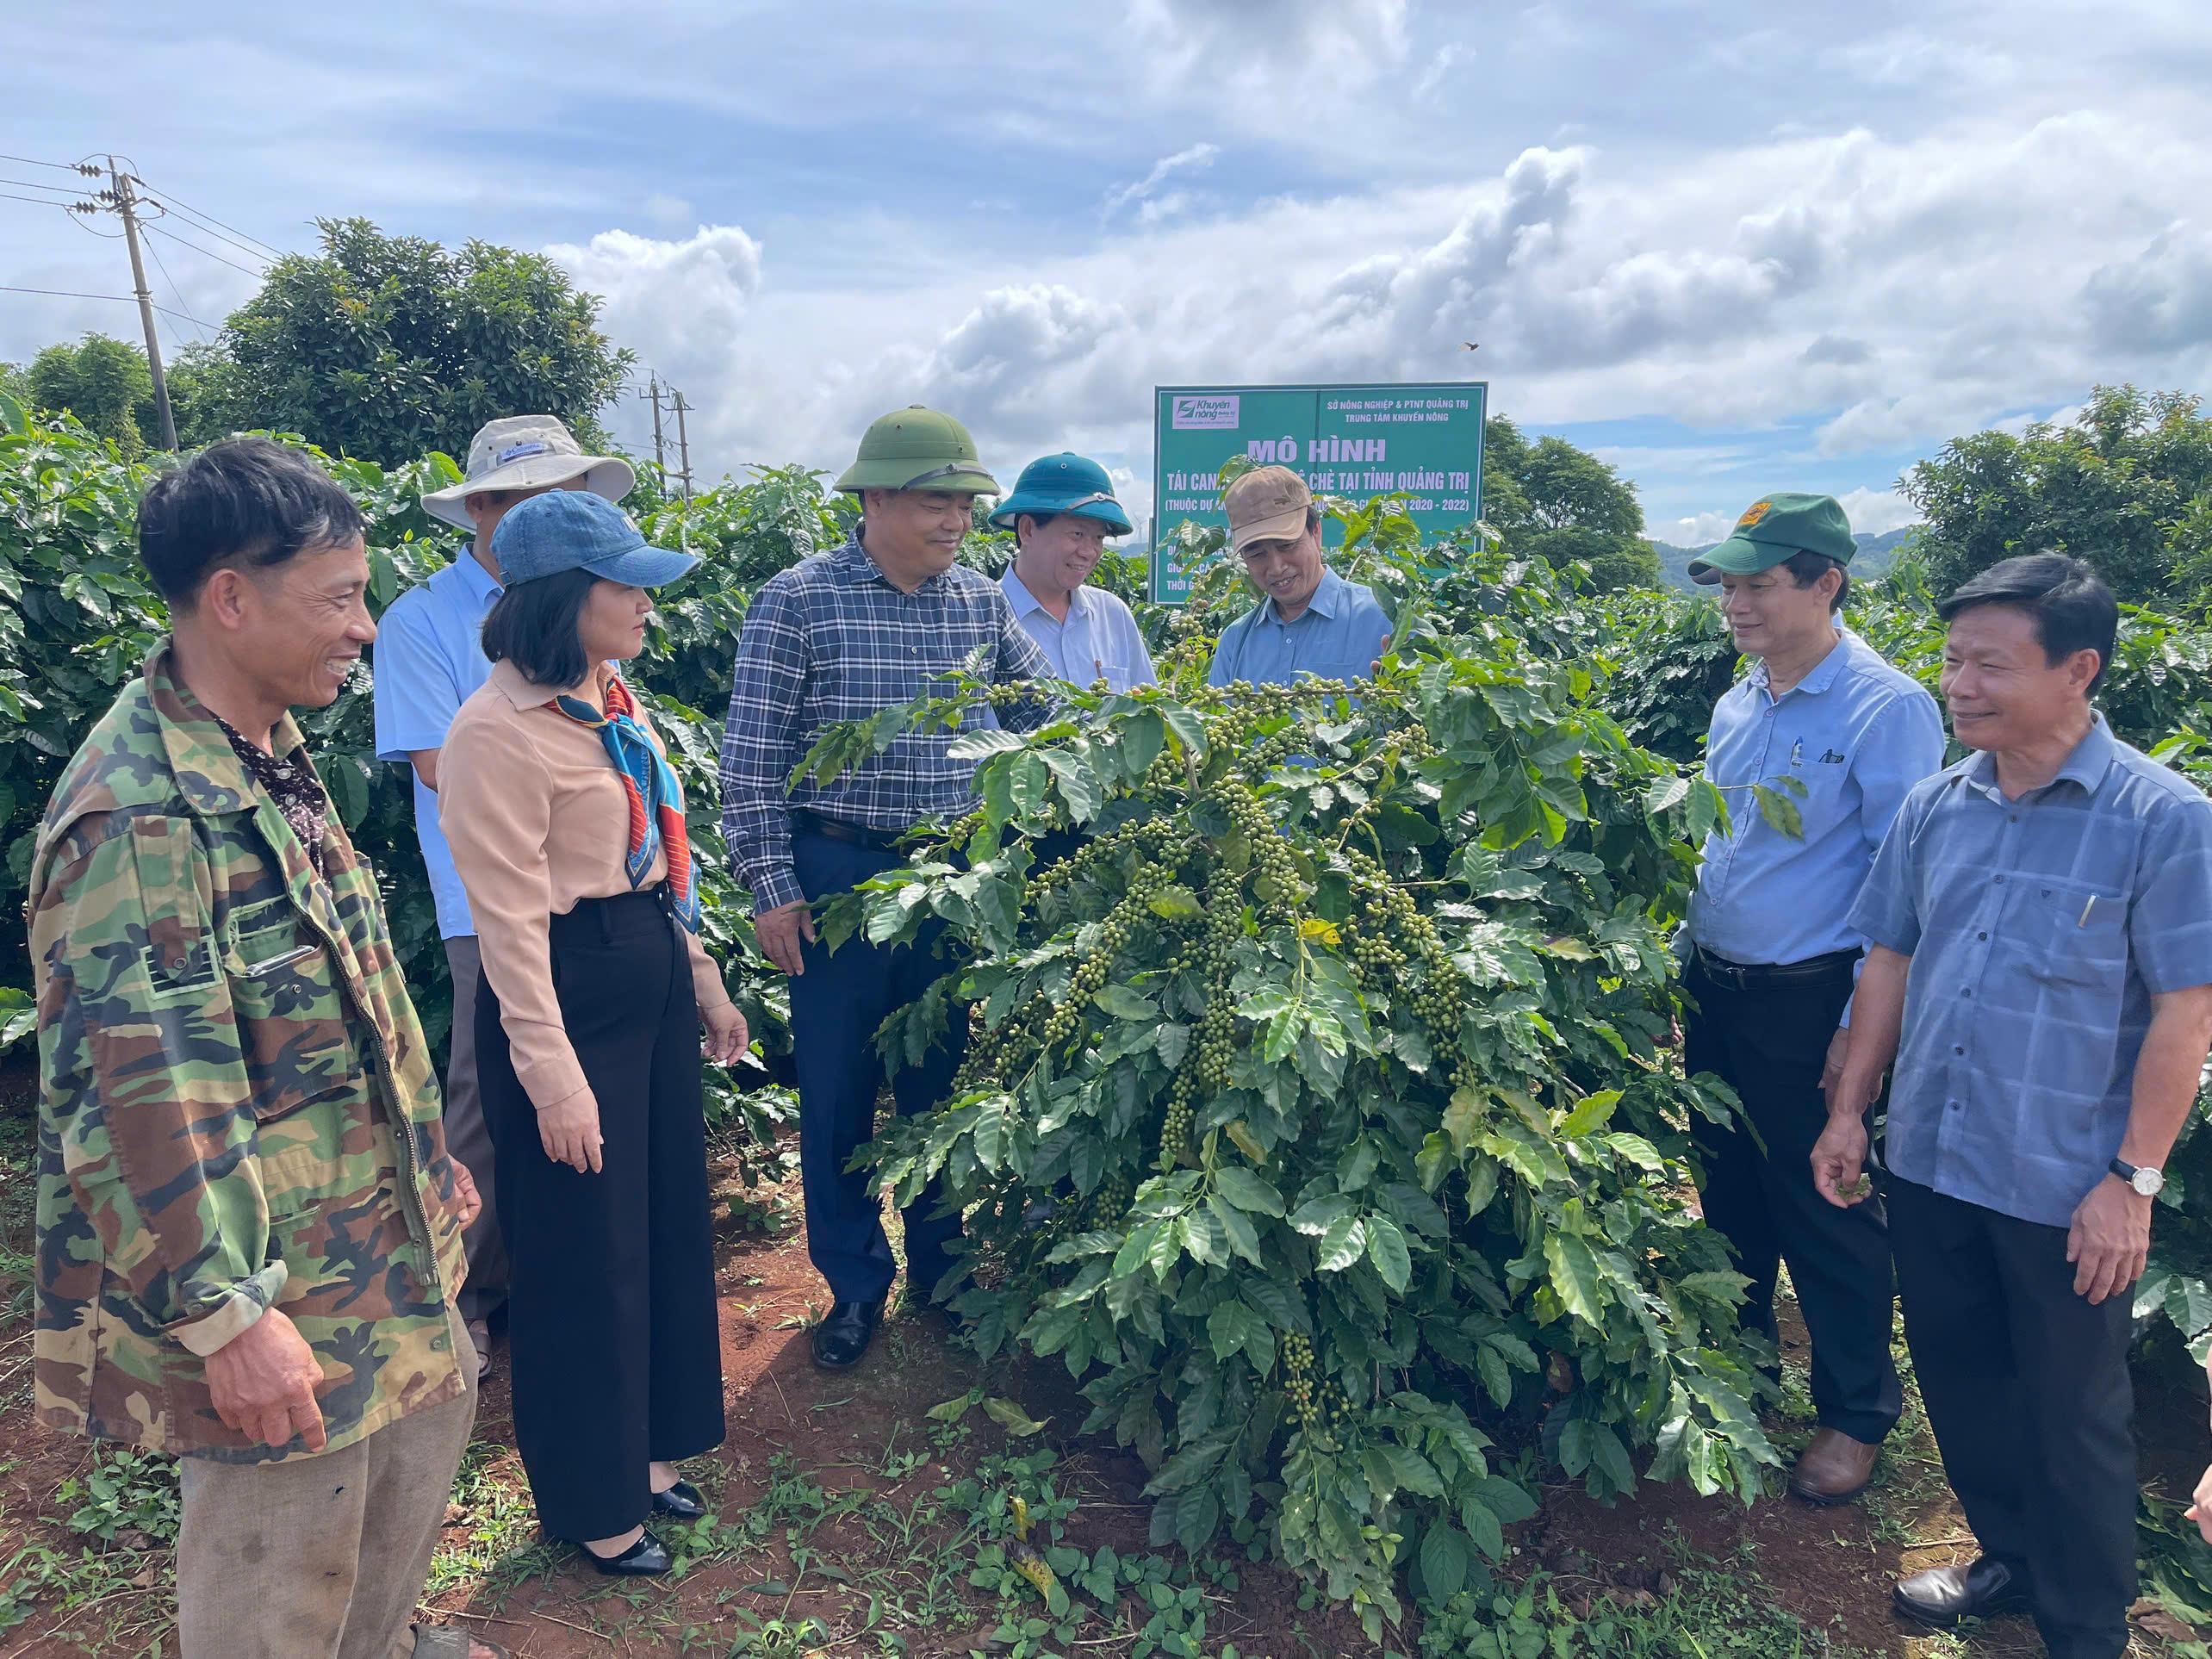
[441,491,746,1576]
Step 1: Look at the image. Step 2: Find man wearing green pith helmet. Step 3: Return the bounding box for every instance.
[718,406,1053,1370]
[990,452,1155,692]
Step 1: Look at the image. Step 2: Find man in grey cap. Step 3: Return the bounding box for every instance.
[371,415,634,1376]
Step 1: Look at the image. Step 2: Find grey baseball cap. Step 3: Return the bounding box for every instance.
[420,414,636,531]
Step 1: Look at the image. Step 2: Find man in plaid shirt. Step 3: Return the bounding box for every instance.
[720,406,1050,1369]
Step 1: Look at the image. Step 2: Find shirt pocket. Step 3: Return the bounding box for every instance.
[2017,879,2128,991]
[221,900,364,1122]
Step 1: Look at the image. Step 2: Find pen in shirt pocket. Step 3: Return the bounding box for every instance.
[2078,895,2097,927]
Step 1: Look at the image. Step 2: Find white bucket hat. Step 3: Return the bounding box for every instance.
[419,414,637,531]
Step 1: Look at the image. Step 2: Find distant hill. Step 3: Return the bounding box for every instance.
[1651,526,1921,592]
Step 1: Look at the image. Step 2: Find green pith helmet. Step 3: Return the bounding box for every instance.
[833,405,999,496]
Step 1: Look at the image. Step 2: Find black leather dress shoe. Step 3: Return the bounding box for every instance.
[650,1480,707,1519]
[811,1299,884,1370]
[571,1528,671,1576]
[1893,1556,2029,1627]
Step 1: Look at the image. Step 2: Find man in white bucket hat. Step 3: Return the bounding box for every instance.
[372,416,634,1378]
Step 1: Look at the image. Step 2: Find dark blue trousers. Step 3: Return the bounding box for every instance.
[788,830,968,1305]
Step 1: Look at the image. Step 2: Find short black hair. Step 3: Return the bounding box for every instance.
[1937,552,2117,693]
[481,567,596,687]
[1014,511,1062,547]
[138,436,365,606]
[1780,550,1849,613]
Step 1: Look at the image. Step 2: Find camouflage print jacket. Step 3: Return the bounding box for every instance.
[28,642,470,1463]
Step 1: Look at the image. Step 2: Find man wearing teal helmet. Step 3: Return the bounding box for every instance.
[988,453,1155,692]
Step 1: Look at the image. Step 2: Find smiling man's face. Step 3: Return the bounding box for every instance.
[241,535,376,708]
[1240,521,1325,621]
[1940,602,2100,752]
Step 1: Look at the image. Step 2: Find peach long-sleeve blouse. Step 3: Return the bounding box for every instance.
[439,659,731,1111]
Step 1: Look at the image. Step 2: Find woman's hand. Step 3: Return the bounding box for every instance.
[701,1001,749,1066]
[539,1088,604,1174]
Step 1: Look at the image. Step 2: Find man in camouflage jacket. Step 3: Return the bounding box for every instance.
[29,438,503,1659]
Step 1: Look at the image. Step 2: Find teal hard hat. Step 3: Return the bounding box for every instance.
[985,451,1134,537]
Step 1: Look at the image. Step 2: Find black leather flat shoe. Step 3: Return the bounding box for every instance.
[570,1527,671,1576]
[650,1480,706,1519]
[811,1299,884,1370]
[1893,1556,2029,1627]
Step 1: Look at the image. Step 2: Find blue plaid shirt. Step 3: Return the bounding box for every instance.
[1851,715,2212,1227]
[718,531,1051,911]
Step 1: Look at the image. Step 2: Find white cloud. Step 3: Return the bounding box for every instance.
[1104,143,1220,219]
[1834,487,1919,537]
[544,222,763,388]
[1658,509,1744,547]
[1414,43,1467,103]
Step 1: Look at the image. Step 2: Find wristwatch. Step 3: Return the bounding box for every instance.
[2110,1157,2165,1197]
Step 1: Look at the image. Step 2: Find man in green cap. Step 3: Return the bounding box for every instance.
[989,452,1154,691]
[719,407,1053,1369]
[1681,492,1945,1505]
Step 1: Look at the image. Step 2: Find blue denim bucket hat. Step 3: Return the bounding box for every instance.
[490,489,699,588]
[986,452,1134,537]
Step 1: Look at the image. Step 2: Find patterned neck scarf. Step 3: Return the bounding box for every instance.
[550,676,700,932]
[215,716,329,879]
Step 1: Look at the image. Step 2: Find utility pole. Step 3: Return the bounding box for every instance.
[640,376,668,475]
[671,390,694,506]
[109,158,177,450]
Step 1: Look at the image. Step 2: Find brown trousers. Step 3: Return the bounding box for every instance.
[175,1310,478,1659]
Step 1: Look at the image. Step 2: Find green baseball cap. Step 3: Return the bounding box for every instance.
[1687,492,1855,583]
[833,405,999,497]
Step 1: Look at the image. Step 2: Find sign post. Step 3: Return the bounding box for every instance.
[1150,381,1487,601]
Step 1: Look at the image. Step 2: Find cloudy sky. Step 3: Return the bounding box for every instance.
[6,1,2209,545]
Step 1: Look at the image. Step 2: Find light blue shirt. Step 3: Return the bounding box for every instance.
[1686,627,1944,967]
[998,567,1156,691]
[1207,568,1391,688]
[371,550,500,939]
[1851,717,2212,1227]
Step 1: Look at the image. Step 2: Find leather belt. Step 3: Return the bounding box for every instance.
[792,811,909,852]
[1693,945,1861,991]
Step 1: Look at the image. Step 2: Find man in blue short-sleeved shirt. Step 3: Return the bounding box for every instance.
[1821,554,2212,1656]
[1681,493,1946,1507]
[989,452,1155,692]
[1207,467,1389,688]
[372,414,633,1375]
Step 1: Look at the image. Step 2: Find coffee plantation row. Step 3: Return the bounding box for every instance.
[5,397,2211,1627]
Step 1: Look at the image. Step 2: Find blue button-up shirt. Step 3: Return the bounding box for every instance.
[1850,716,2212,1227]
[371,550,500,939]
[1687,627,1945,966]
[1207,568,1391,688]
[719,531,1052,913]
[1000,568,1156,692]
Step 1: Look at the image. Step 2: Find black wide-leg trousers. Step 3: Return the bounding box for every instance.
[1686,957,1903,1444]
[476,890,725,1541]
[1888,1177,2136,1659]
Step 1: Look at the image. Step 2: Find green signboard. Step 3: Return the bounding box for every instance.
[1149,381,1487,601]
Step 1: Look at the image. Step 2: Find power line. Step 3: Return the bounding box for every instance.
[0,285,207,328]
[0,175,83,196]
[145,221,265,279]
[0,190,84,208]
[127,175,286,260]
[0,152,97,176]
[137,194,284,267]
[141,233,216,340]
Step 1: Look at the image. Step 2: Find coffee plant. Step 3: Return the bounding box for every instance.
[816,637,1772,1632]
